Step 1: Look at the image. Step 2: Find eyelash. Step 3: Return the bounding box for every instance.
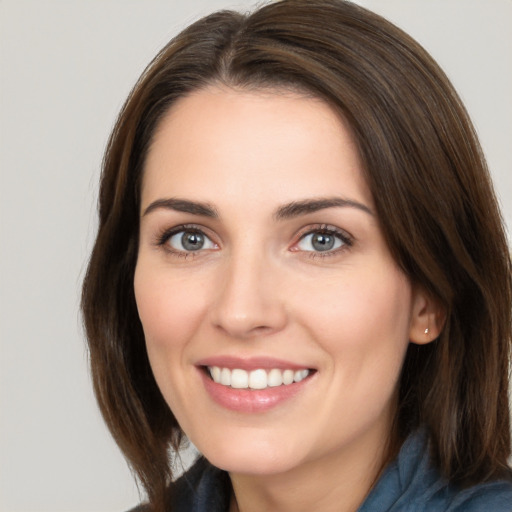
[154,223,353,259]
[293,224,353,259]
[155,224,215,259]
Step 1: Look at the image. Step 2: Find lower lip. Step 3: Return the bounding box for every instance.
[199,369,311,413]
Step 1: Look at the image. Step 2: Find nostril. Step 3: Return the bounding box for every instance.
[213,321,276,339]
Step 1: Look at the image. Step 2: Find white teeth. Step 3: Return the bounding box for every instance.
[294,369,309,382]
[267,368,283,387]
[231,369,249,389]
[220,367,231,386]
[208,366,311,389]
[282,369,294,385]
[211,366,221,383]
[248,369,267,389]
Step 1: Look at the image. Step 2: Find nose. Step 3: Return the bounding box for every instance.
[209,250,287,339]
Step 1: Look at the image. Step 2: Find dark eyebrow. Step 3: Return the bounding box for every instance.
[274,197,373,220]
[142,198,218,218]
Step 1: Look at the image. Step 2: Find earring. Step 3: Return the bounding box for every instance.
[424,328,429,335]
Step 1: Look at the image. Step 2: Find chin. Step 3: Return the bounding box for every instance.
[208,453,300,477]
[198,433,303,476]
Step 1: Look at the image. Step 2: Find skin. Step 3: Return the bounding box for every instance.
[134,87,440,512]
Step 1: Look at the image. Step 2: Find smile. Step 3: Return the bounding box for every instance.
[208,366,311,390]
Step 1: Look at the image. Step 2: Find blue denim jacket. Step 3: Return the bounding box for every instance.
[130,430,512,511]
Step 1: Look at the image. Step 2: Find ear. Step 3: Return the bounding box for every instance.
[409,286,445,345]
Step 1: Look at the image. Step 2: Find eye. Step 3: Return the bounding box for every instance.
[166,229,216,252]
[296,228,349,253]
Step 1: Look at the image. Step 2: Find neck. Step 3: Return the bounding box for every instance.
[228,423,395,512]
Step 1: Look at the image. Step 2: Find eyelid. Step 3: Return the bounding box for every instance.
[290,224,353,255]
[155,224,219,254]
[152,223,352,258]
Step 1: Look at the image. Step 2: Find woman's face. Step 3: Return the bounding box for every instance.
[134,87,430,477]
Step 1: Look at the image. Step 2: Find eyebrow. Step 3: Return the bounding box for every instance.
[142,196,373,219]
[142,198,218,218]
[273,197,374,220]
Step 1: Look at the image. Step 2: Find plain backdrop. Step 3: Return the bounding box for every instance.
[1,1,511,511]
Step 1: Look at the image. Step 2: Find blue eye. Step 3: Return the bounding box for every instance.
[297,230,347,252]
[167,229,216,252]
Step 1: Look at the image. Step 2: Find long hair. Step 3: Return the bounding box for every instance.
[81,1,512,510]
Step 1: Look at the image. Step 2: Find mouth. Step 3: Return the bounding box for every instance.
[196,356,317,412]
[205,366,313,390]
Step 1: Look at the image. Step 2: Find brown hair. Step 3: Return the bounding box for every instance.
[81,1,512,509]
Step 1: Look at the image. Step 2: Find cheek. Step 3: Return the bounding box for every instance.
[133,264,207,356]
[133,263,214,421]
[294,265,412,374]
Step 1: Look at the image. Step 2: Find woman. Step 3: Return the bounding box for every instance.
[81,1,512,511]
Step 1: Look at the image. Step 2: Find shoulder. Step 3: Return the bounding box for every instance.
[400,430,512,512]
[435,479,512,512]
[126,457,230,512]
[359,429,512,512]
[170,456,230,510]
[401,432,512,511]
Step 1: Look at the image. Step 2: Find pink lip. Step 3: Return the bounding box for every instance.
[196,355,312,372]
[198,369,312,413]
[196,356,316,413]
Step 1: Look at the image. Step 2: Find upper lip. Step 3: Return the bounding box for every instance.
[196,356,314,372]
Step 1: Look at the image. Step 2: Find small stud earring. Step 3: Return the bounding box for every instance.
[424,328,429,335]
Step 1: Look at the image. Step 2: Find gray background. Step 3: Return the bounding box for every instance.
[1,1,511,511]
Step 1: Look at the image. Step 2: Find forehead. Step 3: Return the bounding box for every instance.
[141,86,373,212]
